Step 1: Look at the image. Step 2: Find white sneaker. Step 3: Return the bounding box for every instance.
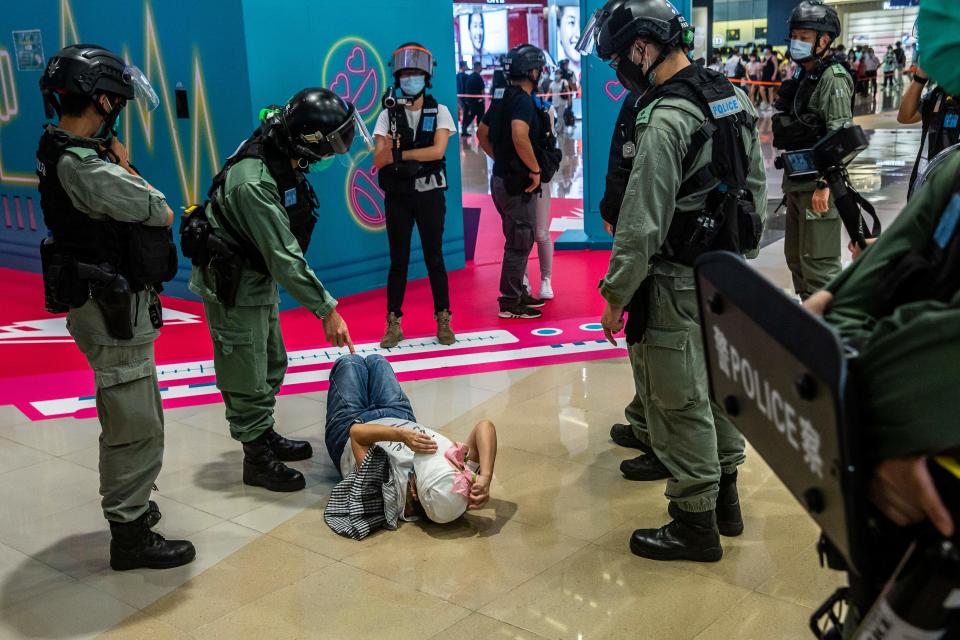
[539,277,554,300]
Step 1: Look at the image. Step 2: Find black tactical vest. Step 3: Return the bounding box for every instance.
[36,125,177,291]
[924,88,960,159]
[208,126,318,274]
[772,56,850,152]
[385,94,447,192]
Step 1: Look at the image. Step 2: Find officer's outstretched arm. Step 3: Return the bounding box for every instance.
[223,180,338,320]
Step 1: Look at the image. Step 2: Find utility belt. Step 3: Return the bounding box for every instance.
[179,203,244,308]
[40,238,162,340]
[662,187,762,267]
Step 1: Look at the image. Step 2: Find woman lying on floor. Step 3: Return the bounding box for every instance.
[323,354,498,539]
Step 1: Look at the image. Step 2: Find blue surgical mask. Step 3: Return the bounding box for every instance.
[307,155,335,173]
[399,76,425,97]
[789,39,814,62]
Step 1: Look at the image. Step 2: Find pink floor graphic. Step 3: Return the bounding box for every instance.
[0,197,622,421]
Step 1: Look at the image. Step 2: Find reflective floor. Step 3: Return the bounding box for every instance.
[0,103,921,639]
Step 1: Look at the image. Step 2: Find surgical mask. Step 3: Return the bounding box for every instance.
[399,76,425,97]
[306,155,335,173]
[789,39,814,63]
[917,0,960,95]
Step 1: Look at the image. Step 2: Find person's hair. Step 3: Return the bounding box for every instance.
[460,60,467,69]
[59,92,94,118]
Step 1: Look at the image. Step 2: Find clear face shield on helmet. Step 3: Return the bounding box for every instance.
[576,8,610,56]
[392,45,434,76]
[300,108,375,170]
[122,65,160,112]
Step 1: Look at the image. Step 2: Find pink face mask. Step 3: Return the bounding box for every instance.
[444,443,475,499]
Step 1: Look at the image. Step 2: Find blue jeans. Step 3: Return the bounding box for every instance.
[324,354,416,476]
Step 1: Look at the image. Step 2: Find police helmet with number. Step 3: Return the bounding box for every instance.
[578,0,688,61]
[788,0,841,39]
[274,88,374,160]
[502,44,546,79]
[40,44,159,118]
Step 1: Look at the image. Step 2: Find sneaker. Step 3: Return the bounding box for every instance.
[498,303,543,319]
[520,292,546,308]
[539,277,554,300]
[436,310,456,345]
[380,313,403,349]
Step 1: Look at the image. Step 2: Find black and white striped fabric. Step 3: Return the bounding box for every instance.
[324,445,400,540]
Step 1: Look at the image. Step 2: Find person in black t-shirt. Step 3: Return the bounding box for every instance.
[478,44,548,319]
[461,62,486,135]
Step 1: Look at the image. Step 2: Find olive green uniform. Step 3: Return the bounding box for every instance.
[601,86,768,512]
[783,62,854,299]
[189,158,336,443]
[55,128,172,523]
[825,151,960,460]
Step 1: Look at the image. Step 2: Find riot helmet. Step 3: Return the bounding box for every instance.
[502,44,546,83]
[390,42,435,98]
[578,0,689,94]
[787,0,841,62]
[266,88,374,169]
[40,44,158,136]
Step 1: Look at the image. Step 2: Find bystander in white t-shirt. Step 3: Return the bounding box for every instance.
[374,102,457,192]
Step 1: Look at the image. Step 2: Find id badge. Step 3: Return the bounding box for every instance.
[422,116,435,132]
[622,141,637,159]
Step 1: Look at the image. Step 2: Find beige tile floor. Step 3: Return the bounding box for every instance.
[0,111,915,640]
[0,343,848,640]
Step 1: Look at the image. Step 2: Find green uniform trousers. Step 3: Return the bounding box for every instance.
[635,272,746,512]
[784,190,842,299]
[625,343,650,446]
[69,298,164,524]
[203,302,287,443]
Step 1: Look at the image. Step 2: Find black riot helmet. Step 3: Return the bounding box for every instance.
[39,44,158,127]
[579,0,688,61]
[788,0,841,40]
[503,44,546,81]
[267,88,374,163]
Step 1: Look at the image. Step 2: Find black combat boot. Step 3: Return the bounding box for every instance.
[620,453,672,481]
[243,432,306,492]
[263,427,313,462]
[667,471,744,537]
[629,509,723,562]
[609,423,653,452]
[109,510,196,571]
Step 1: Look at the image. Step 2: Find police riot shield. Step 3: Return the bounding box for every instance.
[695,251,868,574]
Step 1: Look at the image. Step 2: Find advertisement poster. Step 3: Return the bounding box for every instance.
[458,10,508,67]
[554,6,581,77]
[12,29,43,71]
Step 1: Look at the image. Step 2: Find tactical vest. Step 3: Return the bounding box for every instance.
[488,86,561,185]
[926,90,960,159]
[600,93,641,229]
[381,95,446,195]
[208,126,318,275]
[643,65,761,264]
[772,56,851,152]
[36,126,177,300]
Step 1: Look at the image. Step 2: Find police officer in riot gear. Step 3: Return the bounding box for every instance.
[187,88,368,493]
[36,44,194,571]
[478,44,559,319]
[773,0,853,300]
[373,43,457,348]
[898,65,960,199]
[581,0,767,561]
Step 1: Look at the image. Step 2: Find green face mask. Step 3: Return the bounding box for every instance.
[307,155,335,173]
[917,0,960,95]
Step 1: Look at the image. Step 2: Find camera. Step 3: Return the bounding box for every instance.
[777,125,879,249]
[381,87,413,110]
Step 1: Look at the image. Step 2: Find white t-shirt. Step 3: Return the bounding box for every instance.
[340,417,457,522]
[373,103,457,193]
[725,54,741,78]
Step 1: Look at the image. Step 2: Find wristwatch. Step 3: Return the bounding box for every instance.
[815,178,828,190]
[914,76,929,86]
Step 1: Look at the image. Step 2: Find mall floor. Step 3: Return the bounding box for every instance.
[0,90,919,640]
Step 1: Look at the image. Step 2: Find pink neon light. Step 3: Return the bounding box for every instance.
[27,197,36,232]
[13,196,23,230]
[604,79,627,102]
[349,165,385,227]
